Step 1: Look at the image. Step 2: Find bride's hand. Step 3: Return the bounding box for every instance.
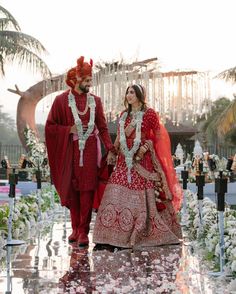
[107,151,117,165]
[135,145,148,161]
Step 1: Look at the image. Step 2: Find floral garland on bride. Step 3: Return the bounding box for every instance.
[119,111,144,183]
[68,90,96,166]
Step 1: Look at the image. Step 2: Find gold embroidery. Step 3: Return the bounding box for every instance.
[133,141,172,200]
[93,184,182,248]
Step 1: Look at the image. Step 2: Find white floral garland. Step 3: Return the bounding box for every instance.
[68,91,96,166]
[119,111,144,183]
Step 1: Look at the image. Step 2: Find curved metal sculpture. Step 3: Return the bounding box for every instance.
[8,74,65,150]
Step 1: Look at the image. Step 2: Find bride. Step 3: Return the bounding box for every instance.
[93,84,183,249]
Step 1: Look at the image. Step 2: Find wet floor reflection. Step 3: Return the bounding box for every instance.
[59,247,93,293]
[0,214,224,294]
[92,245,182,293]
[58,244,182,293]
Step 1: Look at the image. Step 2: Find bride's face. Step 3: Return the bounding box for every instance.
[126,87,140,107]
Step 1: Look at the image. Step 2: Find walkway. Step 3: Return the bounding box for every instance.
[0,209,231,294]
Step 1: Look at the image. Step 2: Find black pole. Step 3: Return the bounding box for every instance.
[214,170,228,274]
[7,167,25,246]
[8,168,18,198]
[181,168,189,190]
[36,168,41,189]
[195,162,205,200]
[215,171,228,211]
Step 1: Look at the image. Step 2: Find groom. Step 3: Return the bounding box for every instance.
[45,56,116,246]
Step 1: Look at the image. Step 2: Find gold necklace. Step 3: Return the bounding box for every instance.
[76,97,89,116]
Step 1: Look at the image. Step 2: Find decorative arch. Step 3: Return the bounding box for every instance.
[8,74,65,150]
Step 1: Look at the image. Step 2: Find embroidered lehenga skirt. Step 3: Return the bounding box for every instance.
[93,150,182,248]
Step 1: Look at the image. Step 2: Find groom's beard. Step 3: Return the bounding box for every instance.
[79,84,90,93]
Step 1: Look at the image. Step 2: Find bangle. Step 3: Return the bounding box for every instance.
[144,141,150,150]
[143,144,149,151]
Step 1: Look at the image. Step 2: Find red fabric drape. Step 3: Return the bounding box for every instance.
[147,123,183,212]
[45,92,76,208]
[93,154,114,209]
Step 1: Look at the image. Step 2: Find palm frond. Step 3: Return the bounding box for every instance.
[215,66,236,83]
[0,31,48,54]
[216,100,236,135]
[0,30,51,77]
[0,6,20,30]
[5,46,51,78]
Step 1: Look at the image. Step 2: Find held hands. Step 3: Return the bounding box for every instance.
[107,151,117,165]
[135,142,150,161]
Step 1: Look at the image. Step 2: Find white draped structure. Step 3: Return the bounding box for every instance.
[91,58,211,124]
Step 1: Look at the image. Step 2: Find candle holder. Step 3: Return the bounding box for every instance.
[215,171,228,211]
[181,169,189,190]
[209,171,228,276]
[6,167,25,246]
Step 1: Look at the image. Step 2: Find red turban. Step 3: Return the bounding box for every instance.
[76,56,93,78]
[65,66,77,88]
[65,56,93,88]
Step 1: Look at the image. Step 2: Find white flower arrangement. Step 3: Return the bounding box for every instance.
[0,184,60,246]
[24,126,50,180]
[182,189,236,283]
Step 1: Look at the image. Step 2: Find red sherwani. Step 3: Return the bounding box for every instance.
[45,89,114,208]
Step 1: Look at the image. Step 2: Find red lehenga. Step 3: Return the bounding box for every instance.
[93,108,183,248]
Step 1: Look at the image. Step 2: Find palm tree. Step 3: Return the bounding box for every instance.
[216,95,236,136]
[215,66,236,136]
[0,5,51,77]
[200,97,231,152]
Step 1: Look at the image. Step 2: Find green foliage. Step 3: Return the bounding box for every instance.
[200,97,232,144]
[0,204,9,235]
[204,251,215,261]
[0,105,20,144]
[225,128,236,144]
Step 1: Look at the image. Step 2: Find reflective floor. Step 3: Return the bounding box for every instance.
[0,209,231,294]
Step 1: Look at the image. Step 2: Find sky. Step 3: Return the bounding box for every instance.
[0,0,236,123]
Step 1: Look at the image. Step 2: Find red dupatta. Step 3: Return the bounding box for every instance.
[147,123,183,212]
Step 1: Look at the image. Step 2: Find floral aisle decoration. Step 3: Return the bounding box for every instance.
[0,184,61,261]
[182,189,236,280]
[24,126,50,180]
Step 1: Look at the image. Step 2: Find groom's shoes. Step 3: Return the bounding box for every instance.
[78,233,89,247]
[68,228,81,243]
[68,229,78,243]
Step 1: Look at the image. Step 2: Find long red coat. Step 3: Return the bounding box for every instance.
[45,89,114,208]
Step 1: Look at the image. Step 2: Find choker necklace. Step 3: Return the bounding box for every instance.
[77,98,88,116]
